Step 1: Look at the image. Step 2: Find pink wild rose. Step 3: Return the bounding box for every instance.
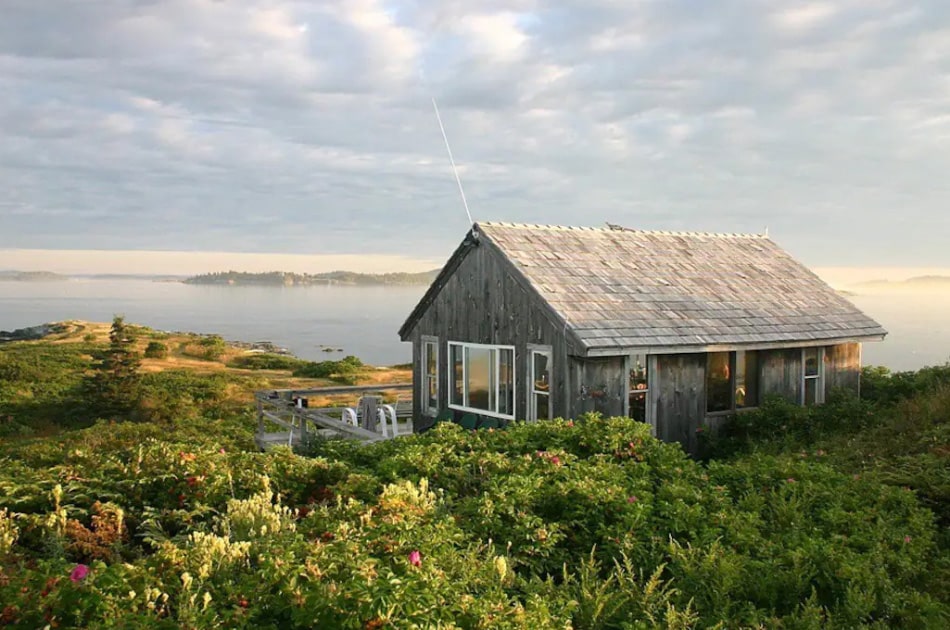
[70,564,90,583]
[627,496,638,504]
[408,550,422,567]
[904,536,912,544]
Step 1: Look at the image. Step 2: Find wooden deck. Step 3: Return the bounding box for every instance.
[254,383,413,450]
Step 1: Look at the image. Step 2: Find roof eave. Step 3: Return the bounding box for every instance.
[580,333,887,358]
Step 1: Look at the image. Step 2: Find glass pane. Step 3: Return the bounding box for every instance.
[629,391,647,423]
[629,354,648,418]
[425,342,437,377]
[804,348,819,377]
[804,377,818,406]
[533,352,550,393]
[706,352,732,413]
[630,354,648,389]
[736,350,758,408]
[498,349,514,415]
[451,344,463,406]
[427,374,437,410]
[535,393,549,421]
[467,347,492,411]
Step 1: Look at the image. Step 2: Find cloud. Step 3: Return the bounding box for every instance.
[0,0,948,267]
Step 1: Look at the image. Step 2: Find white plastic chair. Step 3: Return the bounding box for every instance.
[380,404,398,437]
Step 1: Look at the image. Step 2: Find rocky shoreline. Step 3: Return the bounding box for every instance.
[0,323,65,343]
[0,321,295,357]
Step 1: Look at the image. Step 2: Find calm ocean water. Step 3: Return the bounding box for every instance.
[0,279,426,366]
[1,279,948,371]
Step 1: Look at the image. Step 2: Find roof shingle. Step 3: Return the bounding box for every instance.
[477,221,886,351]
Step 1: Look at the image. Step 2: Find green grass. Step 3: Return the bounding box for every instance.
[1,334,948,627]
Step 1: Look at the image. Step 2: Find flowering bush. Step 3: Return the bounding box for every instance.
[0,411,946,627]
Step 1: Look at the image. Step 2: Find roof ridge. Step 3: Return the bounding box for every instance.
[476,221,769,239]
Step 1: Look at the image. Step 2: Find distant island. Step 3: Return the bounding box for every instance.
[854,275,950,289]
[0,270,68,282]
[184,269,440,287]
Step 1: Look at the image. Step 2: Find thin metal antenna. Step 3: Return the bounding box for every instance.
[431,97,473,226]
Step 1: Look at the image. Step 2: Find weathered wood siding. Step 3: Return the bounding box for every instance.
[824,343,861,397]
[407,239,576,423]
[758,348,802,403]
[569,357,626,418]
[653,353,706,454]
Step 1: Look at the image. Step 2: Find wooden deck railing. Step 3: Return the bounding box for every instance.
[254,383,413,449]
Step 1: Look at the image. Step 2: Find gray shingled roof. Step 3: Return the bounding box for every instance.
[477,222,886,352]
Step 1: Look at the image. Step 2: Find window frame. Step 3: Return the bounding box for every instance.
[447,341,516,420]
[421,336,439,415]
[527,345,552,422]
[801,346,826,406]
[705,350,761,416]
[627,353,651,423]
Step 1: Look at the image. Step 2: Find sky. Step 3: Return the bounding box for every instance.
[1,0,949,273]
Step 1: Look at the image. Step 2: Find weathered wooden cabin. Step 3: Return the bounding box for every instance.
[398,222,886,452]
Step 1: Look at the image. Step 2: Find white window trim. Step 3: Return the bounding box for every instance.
[421,336,439,415]
[801,347,826,405]
[447,341,516,420]
[527,345,553,422]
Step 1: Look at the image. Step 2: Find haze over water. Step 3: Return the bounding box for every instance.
[1,277,948,371]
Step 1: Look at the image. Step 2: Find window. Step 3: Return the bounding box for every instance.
[706,352,732,413]
[802,347,824,406]
[529,348,552,422]
[735,350,758,409]
[422,339,438,414]
[706,351,759,414]
[448,342,515,419]
[629,354,649,422]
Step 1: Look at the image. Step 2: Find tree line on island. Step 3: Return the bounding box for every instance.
[183,269,440,286]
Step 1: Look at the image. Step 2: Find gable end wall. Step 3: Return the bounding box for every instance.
[408,239,574,422]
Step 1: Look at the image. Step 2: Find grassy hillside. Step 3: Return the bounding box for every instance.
[0,329,947,628]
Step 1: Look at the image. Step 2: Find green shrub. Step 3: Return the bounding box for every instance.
[292,355,364,381]
[861,363,950,405]
[143,341,168,359]
[228,353,305,371]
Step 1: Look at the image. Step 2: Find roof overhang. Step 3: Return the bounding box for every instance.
[580,334,887,358]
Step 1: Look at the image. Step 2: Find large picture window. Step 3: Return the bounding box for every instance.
[448,342,515,419]
[422,339,438,414]
[706,351,760,414]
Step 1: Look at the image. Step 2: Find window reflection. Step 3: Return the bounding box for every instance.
[629,354,648,422]
[706,352,731,413]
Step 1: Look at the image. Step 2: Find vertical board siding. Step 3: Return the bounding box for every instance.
[758,348,803,403]
[570,357,626,418]
[409,240,569,424]
[653,353,706,454]
[824,343,861,397]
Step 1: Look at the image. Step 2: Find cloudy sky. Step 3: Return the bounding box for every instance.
[1,0,949,272]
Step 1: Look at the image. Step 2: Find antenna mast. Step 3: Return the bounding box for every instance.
[431,97,473,226]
